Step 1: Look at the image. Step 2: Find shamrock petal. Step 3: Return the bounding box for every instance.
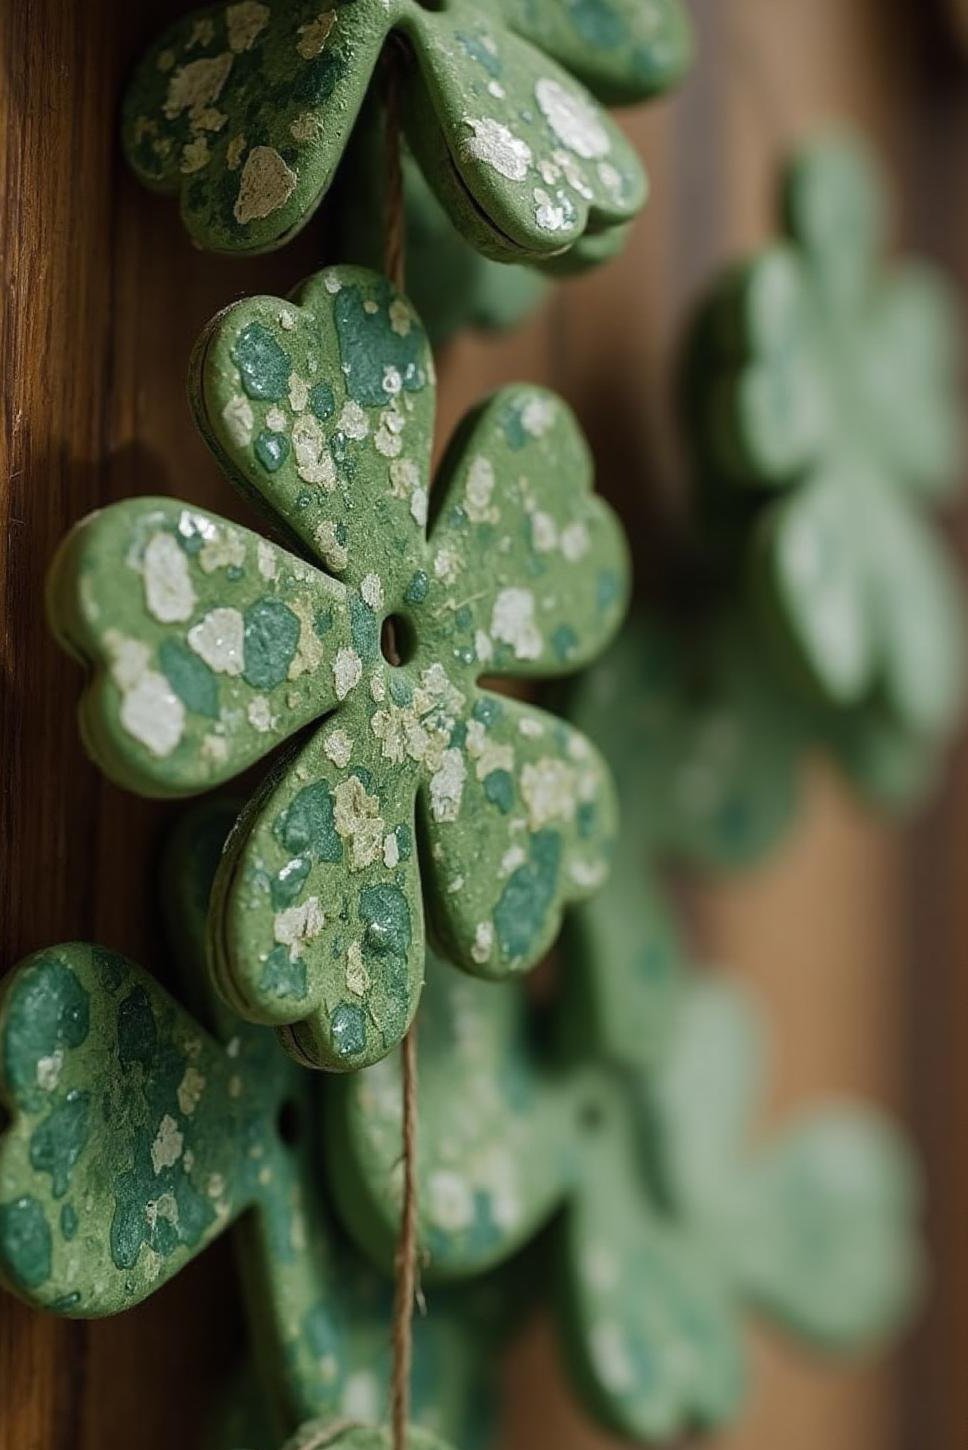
[868,493,968,738]
[822,701,944,813]
[402,6,647,263]
[557,1075,745,1440]
[504,0,694,105]
[755,465,876,708]
[690,248,830,485]
[420,694,618,977]
[782,133,888,309]
[191,266,436,601]
[568,614,804,868]
[647,979,762,1216]
[0,943,279,1314]
[862,264,964,498]
[47,499,352,796]
[209,725,425,1071]
[327,948,566,1279]
[560,857,684,1070]
[122,1,390,254]
[726,1109,923,1348]
[425,386,629,679]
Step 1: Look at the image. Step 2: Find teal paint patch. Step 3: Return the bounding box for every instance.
[261,946,308,1001]
[232,322,291,402]
[494,830,562,963]
[0,1196,51,1290]
[243,598,301,690]
[3,958,90,1113]
[60,1202,78,1241]
[483,769,514,813]
[333,283,430,407]
[405,571,429,605]
[310,382,335,421]
[116,987,157,1068]
[278,783,343,862]
[255,430,291,473]
[159,636,219,719]
[331,1002,367,1058]
[360,884,412,961]
[29,1091,91,1198]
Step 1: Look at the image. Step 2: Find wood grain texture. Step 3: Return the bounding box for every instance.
[0,1,956,1448]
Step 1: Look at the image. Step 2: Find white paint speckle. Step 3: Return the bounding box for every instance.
[248,695,272,732]
[292,413,336,487]
[234,145,297,224]
[464,454,497,523]
[151,1114,184,1175]
[463,117,532,181]
[535,77,610,159]
[187,606,245,675]
[324,728,353,767]
[429,748,467,823]
[360,572,384,610]
[121,671,186,757]
[491,587,542,660]
[427,1169,474,1230]
[143,532,196,623]
[333,647,362,700]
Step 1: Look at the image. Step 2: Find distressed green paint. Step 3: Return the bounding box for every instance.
[49,265,629,1071]
[326,947,567,1280]
[336,874,923,1440]
[686,133,966,753]
[122,0,691,265]
[0,800,504,1447]
[568,612,806,870]
[281,1427,454,1450]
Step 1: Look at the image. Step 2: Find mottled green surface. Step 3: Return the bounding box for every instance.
[121,0,691,264]
[331,883,924,1440]
[687,133,966,753]
[556,974,923,1439]
[49,265,629,1071]
[568,612,805,870]
[0,800,509,1446]
[326,948,567,1280]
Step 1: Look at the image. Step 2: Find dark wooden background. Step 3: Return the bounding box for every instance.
[2,2,967,1446]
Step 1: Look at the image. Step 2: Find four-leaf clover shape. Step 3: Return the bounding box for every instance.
[48,265,629,1071]
[0,800,499,1445]
[325,892,922,1442]
[688,133,966,748]
[122,0,691,265]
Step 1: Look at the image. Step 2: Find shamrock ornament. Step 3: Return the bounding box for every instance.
[332,887,923,1440]
[0,800,502,1444]
[121,0,691,266]
[567,611,805,871]
[687,133,966,745]
[48,265,629,1071]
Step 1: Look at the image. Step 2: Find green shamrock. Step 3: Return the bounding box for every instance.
[48,265,629,1071]
[687,133,966,748]
[122,0,691,264]
[0,800,499,1444]
[568,611,806,870]
[327,891,922,1441]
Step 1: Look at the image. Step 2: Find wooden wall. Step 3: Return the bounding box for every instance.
[1,2,963,1447]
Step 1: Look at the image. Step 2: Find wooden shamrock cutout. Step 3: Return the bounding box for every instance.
[330,880,923,1440]
[556,975,923,1441]
[48,265,629,1071]
[0,800,500,1444]
[326,946,567,1281]
[120,0,690,265]
[567,611,805,871]
[687,132,966,746]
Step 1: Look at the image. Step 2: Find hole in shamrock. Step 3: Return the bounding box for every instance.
[380,614,416,667]
[276,1099,301,1146]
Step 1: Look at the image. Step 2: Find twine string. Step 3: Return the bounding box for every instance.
[383,42,419,1450]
